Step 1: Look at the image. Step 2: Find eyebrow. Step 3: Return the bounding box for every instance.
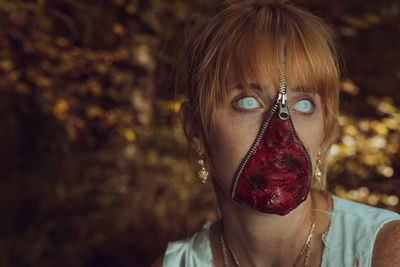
[292,86,314,93]
[234,83,263,91]
[235,84,313,94]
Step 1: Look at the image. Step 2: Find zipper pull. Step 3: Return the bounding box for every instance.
[278,92,289,120]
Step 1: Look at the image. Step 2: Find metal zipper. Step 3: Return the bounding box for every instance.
[278,92,289,120]
[231,37,312,200]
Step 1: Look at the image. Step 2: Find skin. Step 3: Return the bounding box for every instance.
[372,221,400,266]
[151,78,400,266]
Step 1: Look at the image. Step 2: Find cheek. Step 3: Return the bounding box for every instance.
[208,115,260,192]
[292,113,324,163]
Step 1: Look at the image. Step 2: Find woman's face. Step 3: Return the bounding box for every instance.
[206,80,324,199]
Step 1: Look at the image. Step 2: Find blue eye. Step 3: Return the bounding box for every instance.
[293,99,313,113]
[236,97,260,110]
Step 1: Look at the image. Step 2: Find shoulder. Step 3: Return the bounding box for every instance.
[331,195,400,224]
[372,220,400,267]
[162,221,214,267]
[329,196,400,238]
[321,196,400,266]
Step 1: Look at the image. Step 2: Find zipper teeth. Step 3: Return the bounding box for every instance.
[279,38,287,95]
[231,103,279,198]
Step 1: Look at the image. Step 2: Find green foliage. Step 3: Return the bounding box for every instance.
[0,0,399,266]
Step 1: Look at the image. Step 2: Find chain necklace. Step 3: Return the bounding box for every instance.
[219,214,316,267]
[294,213,315,267]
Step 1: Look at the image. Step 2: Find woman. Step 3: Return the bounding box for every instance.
[153,0,400,266]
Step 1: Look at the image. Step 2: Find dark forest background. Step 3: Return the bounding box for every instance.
[0,0,399,266]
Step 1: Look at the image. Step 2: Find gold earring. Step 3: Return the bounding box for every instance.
[198,153,209,184]
[314,151,322,184]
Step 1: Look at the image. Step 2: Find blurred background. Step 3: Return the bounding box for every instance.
[0,0,399,266]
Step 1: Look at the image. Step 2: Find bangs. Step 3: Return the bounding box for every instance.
[205,5,340,108]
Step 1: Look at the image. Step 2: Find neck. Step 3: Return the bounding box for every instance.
[215,183,315,267]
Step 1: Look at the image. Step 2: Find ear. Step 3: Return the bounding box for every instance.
[179,102,205,154]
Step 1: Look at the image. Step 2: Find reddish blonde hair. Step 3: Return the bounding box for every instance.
[176,0,341,189]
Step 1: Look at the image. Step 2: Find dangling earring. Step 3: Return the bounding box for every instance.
[314,151,322,184]
[198,153,209,184]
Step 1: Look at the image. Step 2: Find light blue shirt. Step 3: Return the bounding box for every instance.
[163,196,400,267]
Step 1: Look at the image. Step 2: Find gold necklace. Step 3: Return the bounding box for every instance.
[294,213,315,267]
[219,223,241,267]
[219,214,316,267]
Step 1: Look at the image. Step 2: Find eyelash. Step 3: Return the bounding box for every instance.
[232,95,263,112]
[291,97,316,114]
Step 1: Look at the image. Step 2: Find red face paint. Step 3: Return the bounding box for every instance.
[231,96,312,215]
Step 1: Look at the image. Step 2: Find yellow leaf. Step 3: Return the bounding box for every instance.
[125,4,136,14]
[382,118,398,130]
[367,194,379,206]
[377,165,394,177]
[370,120,388,135]
[53,98,69,120]
[0,59,14,71]
[343,15,369,30]
[86,106,104,119]
[55,37,70,47]
[387,195,399,206]
[341,79,359,95]
[37,76,53,87]
[15,82,30,94]
[113,23,125,36]
[343,124,358,136]
[88,79,102,96]
[377,97,397,114]
[364,14,380,25]
[168,101,182,113]
[95,64,108,74]
[122,129,136,142]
